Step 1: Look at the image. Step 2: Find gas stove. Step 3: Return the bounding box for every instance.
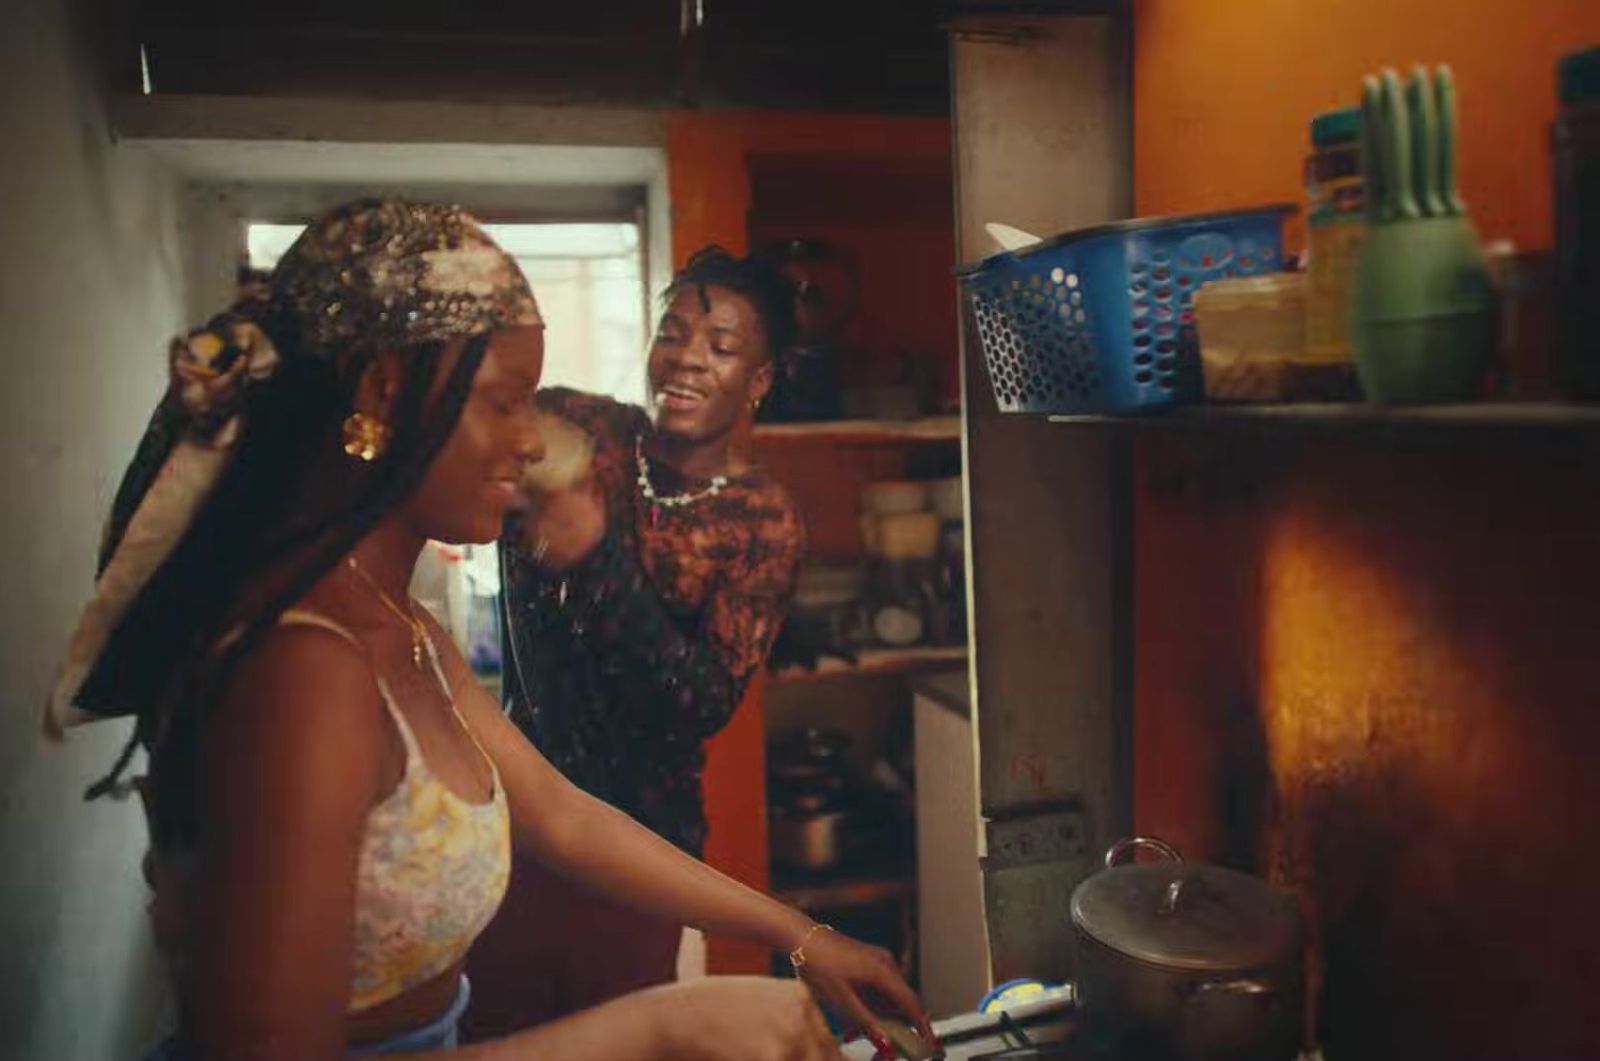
[843,985,1091,1060]
[841,987,1326,1061]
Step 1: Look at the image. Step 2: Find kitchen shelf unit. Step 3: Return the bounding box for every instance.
[1045,402,1600,433]
[771,645,969,684]
[773,873,914,913]
[752,415,962,444]
[743,146,966,984]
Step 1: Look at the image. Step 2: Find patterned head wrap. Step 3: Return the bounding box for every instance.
[46,199,541,738]
[272,198,541,363]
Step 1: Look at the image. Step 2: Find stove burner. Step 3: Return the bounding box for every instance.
[968,1013,1080,1060]
[838,986,1083,1061]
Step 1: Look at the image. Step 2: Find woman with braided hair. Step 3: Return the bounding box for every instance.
[47,201,929,1059]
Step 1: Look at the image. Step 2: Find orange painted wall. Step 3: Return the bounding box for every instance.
[1134,438,1600,1059]
[666,110,955,974]
[1131,5,1600,1056]
[667,111,952,261]
[670,110,959,402]
[1133,0,1600,252]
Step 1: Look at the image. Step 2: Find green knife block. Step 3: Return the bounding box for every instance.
[1349,66,1498,403]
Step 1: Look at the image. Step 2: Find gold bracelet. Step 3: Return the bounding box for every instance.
[788,922,832,971]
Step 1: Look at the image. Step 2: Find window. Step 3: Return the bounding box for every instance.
[247,220,650,405]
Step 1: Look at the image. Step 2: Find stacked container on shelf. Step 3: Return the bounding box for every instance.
[961,54,1600,411]
[1555,45,1600,399]
[957,207,1295,414]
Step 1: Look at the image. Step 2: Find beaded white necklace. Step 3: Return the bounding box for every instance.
[635,436,728,525]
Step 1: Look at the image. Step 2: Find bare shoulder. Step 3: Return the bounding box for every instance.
[209,621,390,816]
[221,620,384,727]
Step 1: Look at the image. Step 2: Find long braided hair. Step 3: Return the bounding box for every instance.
[54,199,541,847]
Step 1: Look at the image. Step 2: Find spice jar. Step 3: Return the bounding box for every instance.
[1304,107,1364,366]
[1554,46,1600,398]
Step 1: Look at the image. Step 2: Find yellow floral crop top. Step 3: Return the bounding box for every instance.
[280,610,512,1013]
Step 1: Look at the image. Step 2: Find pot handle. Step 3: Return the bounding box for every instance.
[1103,836,1184,869]
[1193,978,1276,997]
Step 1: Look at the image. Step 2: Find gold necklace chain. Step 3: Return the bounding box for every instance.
[345,555,429,671]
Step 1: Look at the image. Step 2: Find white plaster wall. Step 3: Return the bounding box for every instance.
[0,66,674,1053]
[0,0,189,1057]
[176,179,657,324]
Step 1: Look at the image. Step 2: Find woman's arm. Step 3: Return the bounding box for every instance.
[188,626,389,1060]
[441,977,837,1061]
[190,624,841,1061]
[437,615,931,1046]
[450,616,809,950]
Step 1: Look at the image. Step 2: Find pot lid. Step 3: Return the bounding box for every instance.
[1071,861,1301,972]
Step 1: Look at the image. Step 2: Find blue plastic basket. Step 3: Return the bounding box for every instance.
[958,207,1295,414]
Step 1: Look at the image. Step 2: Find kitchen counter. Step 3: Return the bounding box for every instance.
[910,669,971,720]
[912,668,986,1018]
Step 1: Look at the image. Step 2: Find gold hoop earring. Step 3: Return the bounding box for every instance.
[342,411,391,462]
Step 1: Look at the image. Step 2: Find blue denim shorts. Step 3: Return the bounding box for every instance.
[142,976,472,1057]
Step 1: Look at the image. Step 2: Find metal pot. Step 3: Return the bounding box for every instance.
[769,810,850,872]
[1070,838,1305,1061]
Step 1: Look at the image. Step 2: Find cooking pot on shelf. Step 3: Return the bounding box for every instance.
[1070,837,1305,1061]
[769,808,852,873]
[769,730,857,873]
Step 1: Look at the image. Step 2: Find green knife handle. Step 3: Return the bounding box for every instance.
[1436,64,1465,215]
[1382,68,1421,220]
[1361,76,1389,223]
[1408,65,1444,217]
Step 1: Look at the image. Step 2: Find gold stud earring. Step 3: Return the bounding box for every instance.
[342,411,391,462]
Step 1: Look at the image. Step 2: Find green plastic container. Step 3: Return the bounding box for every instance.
[1350,66,1497,402]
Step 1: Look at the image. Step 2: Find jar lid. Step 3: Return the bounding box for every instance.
[1071,860,1302,972]
[1192,272,1305,310]
[1310,106,1362,148]
[1559,46,1600,107]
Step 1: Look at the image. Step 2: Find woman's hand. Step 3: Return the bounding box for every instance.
[520,475,606,571]
[793,927,938,1058]
[639,976,839,1061]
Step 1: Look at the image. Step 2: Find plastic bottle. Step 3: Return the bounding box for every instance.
[1304,107,1365,366]
[1554,46,1600,398]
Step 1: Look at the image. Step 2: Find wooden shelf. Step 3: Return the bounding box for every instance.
[771,645,968,684]
[1045,402,1600,433]
[774,873,913,912]
[752,416,961,444]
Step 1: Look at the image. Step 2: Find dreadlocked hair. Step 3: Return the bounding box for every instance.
[79,298,492,849]
[664,245,799,363]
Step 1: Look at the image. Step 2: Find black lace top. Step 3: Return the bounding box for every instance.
[500,390,803,854]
